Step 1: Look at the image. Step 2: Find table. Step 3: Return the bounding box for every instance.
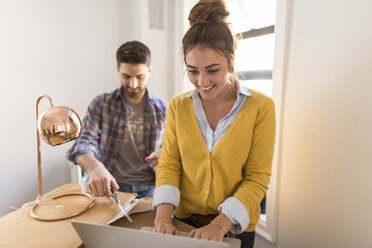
[0,184,190,247]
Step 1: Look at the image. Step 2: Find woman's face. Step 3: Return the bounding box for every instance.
[185,46,233,101]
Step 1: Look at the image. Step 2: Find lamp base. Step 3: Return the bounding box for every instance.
[30,192,94,222]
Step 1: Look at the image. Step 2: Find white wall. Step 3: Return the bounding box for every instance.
[259,0,372,247]
[137,0,174,98]
[140,0,197,97]
[0,0,175,217]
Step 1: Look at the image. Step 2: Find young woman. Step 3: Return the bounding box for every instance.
[151,1,276,247]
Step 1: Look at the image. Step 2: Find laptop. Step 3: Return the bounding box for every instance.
[71,221,241,248]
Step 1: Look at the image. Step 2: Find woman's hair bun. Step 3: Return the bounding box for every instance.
[188,0,229,26]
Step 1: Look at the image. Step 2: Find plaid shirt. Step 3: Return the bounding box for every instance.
[66,87,168,173]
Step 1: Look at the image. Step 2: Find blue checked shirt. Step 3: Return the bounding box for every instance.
[66,87,168,173]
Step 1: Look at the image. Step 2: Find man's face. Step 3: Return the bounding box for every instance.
[117,63,152,103]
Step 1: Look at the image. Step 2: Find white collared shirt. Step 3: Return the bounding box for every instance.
[186,79,251,153]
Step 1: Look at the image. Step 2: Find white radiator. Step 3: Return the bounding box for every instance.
[68,162,83,184]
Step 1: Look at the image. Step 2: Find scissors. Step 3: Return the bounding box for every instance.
[110,188,133,223]
[136,160,154,171]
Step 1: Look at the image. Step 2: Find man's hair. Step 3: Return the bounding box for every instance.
[116,41,151,66]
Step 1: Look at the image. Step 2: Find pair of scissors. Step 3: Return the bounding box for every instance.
[110,188,133,223]
[136,160,153,171]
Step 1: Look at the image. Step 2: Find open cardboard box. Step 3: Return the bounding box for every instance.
[110,196,194,233]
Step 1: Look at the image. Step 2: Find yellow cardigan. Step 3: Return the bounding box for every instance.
[156,89,276,232]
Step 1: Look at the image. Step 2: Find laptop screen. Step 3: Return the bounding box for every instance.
[71,221,240,248]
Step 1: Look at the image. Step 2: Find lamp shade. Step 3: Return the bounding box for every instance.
[37,106,81,146]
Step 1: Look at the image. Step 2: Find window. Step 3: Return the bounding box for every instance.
[227,0,276,98]
[227,0,276,222]
[227,0,286,244]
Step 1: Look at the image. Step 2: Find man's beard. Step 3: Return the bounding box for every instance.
[124,86,145,99]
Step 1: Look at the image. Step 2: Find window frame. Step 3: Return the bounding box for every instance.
[253,0,289,243]
[235,25,274,82]
[235,25,275,80]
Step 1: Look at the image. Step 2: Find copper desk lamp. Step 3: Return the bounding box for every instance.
[30,95,94,221]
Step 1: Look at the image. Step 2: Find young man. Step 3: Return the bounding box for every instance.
[66,41,168,198]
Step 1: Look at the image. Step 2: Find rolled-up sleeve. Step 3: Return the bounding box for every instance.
[66,96,103,163]
[152,184,180,209]
[218,197,250,234]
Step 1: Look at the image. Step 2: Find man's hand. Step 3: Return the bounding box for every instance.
[76,154,119,197]
[145,150,161,168]
[87,163,119,197]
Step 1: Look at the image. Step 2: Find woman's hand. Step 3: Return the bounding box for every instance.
[189,213,233,242]
[151,203,178,235]
[151,221,179,235]
[188,222,225,242]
